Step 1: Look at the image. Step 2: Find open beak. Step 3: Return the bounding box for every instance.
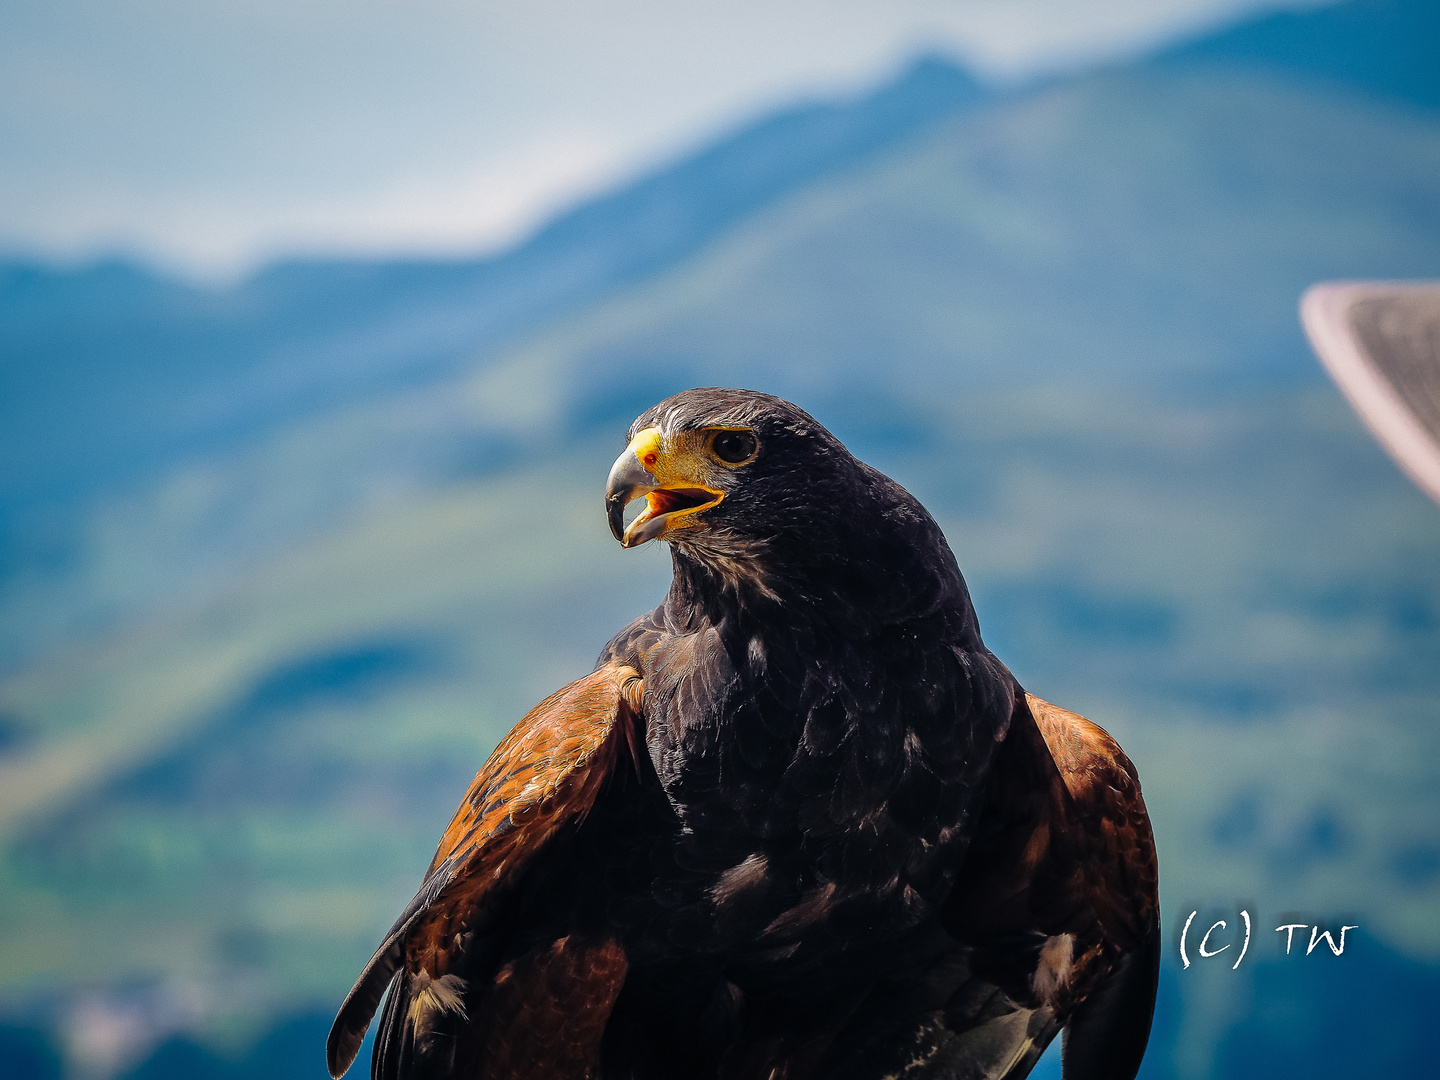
[605,428,724,548]
[605,443,658,544]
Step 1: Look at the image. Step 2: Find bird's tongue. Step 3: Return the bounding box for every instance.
[622,487,722,548]
[648,488,715,515]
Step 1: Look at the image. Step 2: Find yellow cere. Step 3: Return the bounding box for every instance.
[628,427,664,472]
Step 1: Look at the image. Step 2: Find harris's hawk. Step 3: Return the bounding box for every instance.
[327,389,1159,1080]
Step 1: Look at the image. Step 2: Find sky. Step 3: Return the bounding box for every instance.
[0,0,1333,280]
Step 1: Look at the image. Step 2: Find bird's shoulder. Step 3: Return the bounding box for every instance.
[419,661,646,886]
[926,690,1157,1072]
[1026,695,1143,817]
[953,690,1157,934]
[325,660,645,1079]
[1023,693,1158,938]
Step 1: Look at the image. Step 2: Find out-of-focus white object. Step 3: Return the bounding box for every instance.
[1301,281,1440,507]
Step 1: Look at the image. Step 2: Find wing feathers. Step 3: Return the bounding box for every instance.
[372,972,405,1080]
[1059,920,1161,1080]
[327,662,644,1079]
[1024,694,1159,952]
[476,936,628,1080]
[329,862,462,1077]
[941,691,1159,1080]
[1021,693,1159,1080]
[328,937,412,1078]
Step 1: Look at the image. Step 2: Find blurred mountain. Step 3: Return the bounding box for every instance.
[2,1,1438,1078]
[0,59,986,522]
[1157,0,1440,110]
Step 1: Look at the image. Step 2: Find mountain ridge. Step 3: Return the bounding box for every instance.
[1156,0,1440,111]
[6,0,1436,518]
[0,58,989,514]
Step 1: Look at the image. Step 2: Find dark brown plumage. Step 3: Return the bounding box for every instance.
[327,388,1159,1080]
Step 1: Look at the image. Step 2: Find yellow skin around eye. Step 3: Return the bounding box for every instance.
[617,425,756,545]
[630,426,755,488]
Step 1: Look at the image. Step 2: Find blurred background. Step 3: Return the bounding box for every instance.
[2,0,1438,1076]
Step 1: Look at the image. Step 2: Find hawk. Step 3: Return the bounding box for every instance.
[327,388,1159,1080]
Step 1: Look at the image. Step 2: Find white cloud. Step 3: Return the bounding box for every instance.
[5,129,625,281]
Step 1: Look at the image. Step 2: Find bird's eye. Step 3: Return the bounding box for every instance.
[710,430,759,465]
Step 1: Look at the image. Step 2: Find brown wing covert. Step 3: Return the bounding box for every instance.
[326,663,644,1079]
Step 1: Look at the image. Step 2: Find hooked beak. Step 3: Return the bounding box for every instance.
[606,442,658,543]
[605,428,724,548]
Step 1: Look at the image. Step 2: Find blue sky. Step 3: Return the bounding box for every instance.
[0,0,1331,278]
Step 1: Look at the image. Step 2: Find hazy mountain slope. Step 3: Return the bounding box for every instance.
[1158,0,1440,111]
[0,61,986,515]
[528,65,1440,419]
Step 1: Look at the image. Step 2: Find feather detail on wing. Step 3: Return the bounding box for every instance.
[1023,694,1159,954]
[940,690,1159,1080]
[326,662,645,1079]
[1022,694,1159,1080]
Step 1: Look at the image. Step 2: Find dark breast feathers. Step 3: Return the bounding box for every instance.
[326,389,1159,1080]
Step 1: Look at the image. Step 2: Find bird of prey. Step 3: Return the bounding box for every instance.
[327,388,1159,1080]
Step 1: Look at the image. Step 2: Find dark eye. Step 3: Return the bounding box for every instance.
[711,430,758,465]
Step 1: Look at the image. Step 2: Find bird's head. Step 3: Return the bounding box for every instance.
[605,388,854,557]
[604,388,965,625]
